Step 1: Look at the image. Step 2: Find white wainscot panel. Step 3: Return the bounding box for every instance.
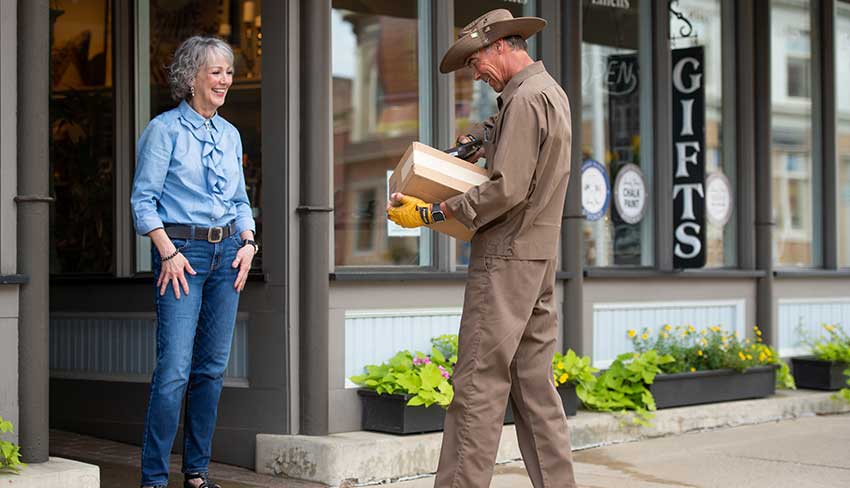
[592,300,746,368]
[777,298,850,357]
[345,308,462,388]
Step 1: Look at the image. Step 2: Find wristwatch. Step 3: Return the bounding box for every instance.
[243,239,260,253]
[430,202,446,223]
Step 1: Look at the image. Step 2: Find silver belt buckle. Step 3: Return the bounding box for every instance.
[207,226,224,243]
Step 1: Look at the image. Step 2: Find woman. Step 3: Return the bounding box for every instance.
[131,36,257,488]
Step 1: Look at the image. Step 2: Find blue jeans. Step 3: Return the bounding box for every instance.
[140,233,242,486]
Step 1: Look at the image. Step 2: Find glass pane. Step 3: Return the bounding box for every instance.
[838,2,850,266]
[136,0,264,272]
[582,0,654,267]
[332,0,431,267]
[771,0,814,266]
[50,0,115,273]
[453,0,535,267]
[670,0,736,267]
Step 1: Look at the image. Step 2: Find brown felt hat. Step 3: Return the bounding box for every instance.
[439,9,547,74]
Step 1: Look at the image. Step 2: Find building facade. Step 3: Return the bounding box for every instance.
[2,0,849,470]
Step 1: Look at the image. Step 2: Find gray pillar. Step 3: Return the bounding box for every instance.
[819,0,837,270]
[735,0,757,270]
[298,0,331,436]
[16,0,50,463]
[652,0,673,271]
[561,0,584,355]
[753,0,775,344]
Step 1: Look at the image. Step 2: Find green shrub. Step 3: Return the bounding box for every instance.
[0,416,24,474]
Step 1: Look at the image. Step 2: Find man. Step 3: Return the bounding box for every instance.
[386,9,577,488]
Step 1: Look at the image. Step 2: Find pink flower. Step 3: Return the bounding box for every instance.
[413,357,432,366]
[438,365,450,379]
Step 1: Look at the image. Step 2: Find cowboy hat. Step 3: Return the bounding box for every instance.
[439,9,547,74]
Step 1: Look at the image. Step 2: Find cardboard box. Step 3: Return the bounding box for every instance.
[389,142,488,241]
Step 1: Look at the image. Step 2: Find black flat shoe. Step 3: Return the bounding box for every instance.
[184,472,221,488]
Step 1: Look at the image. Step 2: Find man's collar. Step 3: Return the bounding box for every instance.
[179,100,220,130]
[497,61,545,109]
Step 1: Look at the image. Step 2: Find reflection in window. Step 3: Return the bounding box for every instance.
[837,2,850,266]
[332,0,431,267]
[50,0,115,273]
[452,0,534,266]
[771,0,815,266]
[135,0,264,272]
[582,0,653,267]
[671,0,735,267]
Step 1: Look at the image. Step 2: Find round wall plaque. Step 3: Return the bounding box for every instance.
[705,172,733,226]
[613,163,647,225]
[581,159,610,221]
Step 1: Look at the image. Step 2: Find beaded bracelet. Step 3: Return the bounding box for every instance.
[161,249,181,262]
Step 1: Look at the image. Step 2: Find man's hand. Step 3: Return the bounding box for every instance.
[387,193,433,228]
[458,135,485,163]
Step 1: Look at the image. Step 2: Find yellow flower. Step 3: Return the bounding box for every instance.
[738,351,746,360]
[559,373,568,384]
[557,362,565,370]
[690,367,696,372]
[711,326,721,333]
[664,324,673,332]
[746,354,753,360]
[701,338,708,346]
[661,332,669,339]
[701,329,708,335]
[688,325,696,333]
[759,352,766,362]
[697,350,703,356]
[756,329,762,336]
[628,329,637,338]
[642,333,649,340]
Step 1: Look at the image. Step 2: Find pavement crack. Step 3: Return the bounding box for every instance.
[728,454,850,472]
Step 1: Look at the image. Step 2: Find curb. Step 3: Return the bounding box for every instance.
[256,390,850,487]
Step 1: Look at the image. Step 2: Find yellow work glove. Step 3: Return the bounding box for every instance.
[387,195,434,228]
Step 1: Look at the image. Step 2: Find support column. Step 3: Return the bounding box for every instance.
[17,0,51,463]
[561,0,585,355]
[753,0,775,344]
[298,0,330,436]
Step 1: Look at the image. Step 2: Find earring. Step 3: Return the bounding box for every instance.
[190,86,195,98]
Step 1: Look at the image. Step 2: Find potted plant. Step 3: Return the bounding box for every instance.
[791,324,850,391]
[551,349,597,416]
[628,325,794,409]
[350,335,456,434]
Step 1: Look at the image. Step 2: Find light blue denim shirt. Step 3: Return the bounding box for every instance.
[131,100,256,236]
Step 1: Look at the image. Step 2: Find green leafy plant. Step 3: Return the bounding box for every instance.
[350,337,456,408]
[0,416,24,474]
[804,324,850,363]
[629,324,795,389]
[552,349,598,387]
[576,350,674,426]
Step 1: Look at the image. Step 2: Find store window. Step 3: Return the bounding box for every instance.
[453,0,536,266]
[838,1,850,267]
[581,0,654,267]
[670,0,736,268]
[771,0,817,267]
[50,0,115,273]
[332,0,432,267]
[134,0,264,272]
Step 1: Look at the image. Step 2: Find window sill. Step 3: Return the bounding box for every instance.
[331,271,577,281]
[584,268,767,279]
[0,274,28,285]
[773,269,850,278]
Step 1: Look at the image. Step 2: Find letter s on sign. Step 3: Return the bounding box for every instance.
[675,222,702,259]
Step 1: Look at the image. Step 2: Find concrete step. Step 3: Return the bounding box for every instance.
[0,457,99,487]
[256,390,850,487]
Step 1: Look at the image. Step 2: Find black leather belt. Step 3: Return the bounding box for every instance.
[164,221,236,243]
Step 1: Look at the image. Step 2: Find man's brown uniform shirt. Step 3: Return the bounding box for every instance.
[446,61,572,260]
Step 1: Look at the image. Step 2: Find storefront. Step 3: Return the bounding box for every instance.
[3,0,846,470]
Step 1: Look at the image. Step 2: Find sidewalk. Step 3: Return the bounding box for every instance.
[49,390,850,487]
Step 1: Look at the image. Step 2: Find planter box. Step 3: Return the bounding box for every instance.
[649,365,777,409]
[791,356,849,391]
[358,384,578,435]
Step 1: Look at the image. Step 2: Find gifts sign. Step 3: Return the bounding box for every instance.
[672,46,706,268]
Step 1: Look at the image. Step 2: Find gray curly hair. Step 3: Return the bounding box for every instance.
[168,36,234,101]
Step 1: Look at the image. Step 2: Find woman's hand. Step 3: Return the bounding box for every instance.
[149,228,197,299]
[232,232,256,292]
[158,252,197,299]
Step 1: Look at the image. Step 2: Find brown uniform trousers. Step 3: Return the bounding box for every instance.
[438,61,576,487]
